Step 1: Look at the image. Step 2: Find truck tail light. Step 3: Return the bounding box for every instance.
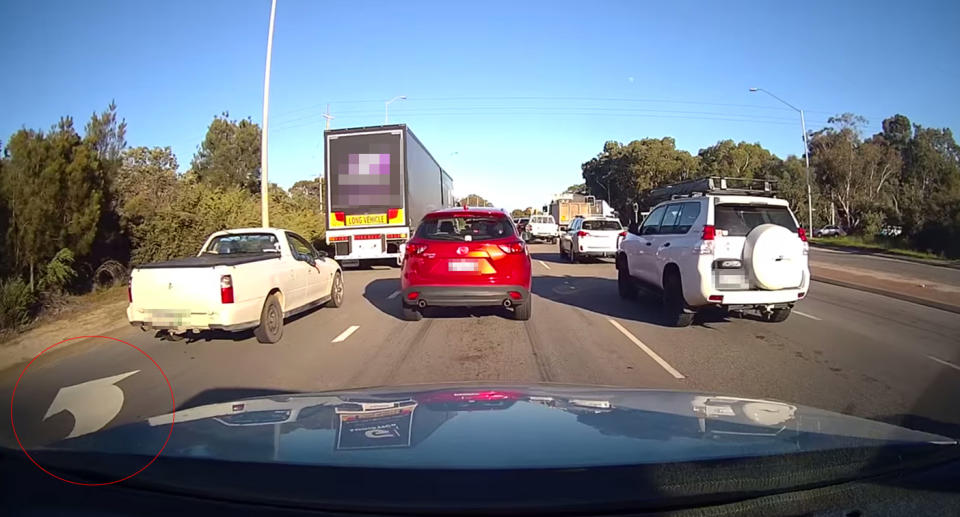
[498,241,525,254]
[220,275,234,304]
[388,208,399,220]
[329,235,349,242]
[577,230,588,237]
[334,211,346,223]
[405,243,428,256]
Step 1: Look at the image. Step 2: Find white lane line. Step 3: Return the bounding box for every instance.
[927,355,960,372]
[332,325,360,343]
[386,290,401,299]
[607,319,685,379]
[793,310,822,321]
[537,260,551,270]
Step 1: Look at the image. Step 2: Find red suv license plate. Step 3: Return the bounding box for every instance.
[449,260,479,272]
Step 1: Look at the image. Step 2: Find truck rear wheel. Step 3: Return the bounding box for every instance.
[254,293,284,343]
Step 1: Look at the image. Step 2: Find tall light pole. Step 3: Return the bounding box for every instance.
[385,95,406,124]
[749,87,814,232]
[260,0,278,227]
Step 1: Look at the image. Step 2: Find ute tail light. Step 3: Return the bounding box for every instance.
[127,282,132,303]
[220,275,234,304]
[577,230,588,237]
[498,241,526,254]
[405,243,428,256]
[333,211,346,223]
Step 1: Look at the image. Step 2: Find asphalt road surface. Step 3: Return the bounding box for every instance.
[3,243,960,449]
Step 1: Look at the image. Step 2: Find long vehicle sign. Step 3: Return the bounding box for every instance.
[346,214,387,226]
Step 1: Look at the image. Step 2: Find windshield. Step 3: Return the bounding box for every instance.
[204,233,281,254]
[416,216,514,241]
[3,1,960,505]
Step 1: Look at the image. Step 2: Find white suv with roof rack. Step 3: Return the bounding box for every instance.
[616,177,809,326]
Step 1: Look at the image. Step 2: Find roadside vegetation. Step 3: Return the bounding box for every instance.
[810,236,956,263]
[580,113,960,260]
[0,104,325,331]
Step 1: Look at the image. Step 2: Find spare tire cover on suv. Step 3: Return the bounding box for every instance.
[742,224,803,290]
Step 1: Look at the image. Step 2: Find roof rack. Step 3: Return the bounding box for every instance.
[641,176,777,208]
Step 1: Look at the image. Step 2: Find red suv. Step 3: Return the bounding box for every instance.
[401,207,532,321]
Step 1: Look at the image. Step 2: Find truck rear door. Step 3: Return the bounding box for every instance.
[326,129,406,231]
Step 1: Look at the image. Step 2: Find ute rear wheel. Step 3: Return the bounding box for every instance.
[326,271,343,308]
[254,293,284,343]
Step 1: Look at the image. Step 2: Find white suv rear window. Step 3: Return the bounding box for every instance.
[581,220,622,231]
[715,205,797,236]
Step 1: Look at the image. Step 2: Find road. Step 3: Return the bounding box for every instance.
[3,243,960,449]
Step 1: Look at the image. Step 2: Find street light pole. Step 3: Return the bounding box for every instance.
[385,95,407,124]
[749,87,814,232]
[260,0,278,228]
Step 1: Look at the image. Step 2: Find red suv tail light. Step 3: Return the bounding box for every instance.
[577,230,588,237]
[405,243,428,256]
[701,225,716,240]
[220,275,234,304]
[498,241,525,254]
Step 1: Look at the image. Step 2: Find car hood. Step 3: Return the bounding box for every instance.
[45,384,956,469]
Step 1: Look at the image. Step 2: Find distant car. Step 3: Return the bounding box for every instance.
[524,215,560,243]
[401,207,532,321]
[878,225,902,237]
[814,225,846,238]
[559,216,625,262]
[515,218,530,239]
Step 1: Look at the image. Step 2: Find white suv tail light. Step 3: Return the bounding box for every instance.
[694,225,715,255]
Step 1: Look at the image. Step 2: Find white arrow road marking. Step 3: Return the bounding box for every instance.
[43,370,140,439]
[332,325,360,343]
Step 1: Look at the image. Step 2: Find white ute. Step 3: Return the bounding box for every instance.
[127,228,343,343]
[523,214,560,243]
[617,177,809,326]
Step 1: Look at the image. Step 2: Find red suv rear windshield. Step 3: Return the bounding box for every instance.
[416,216,515,242]
[715,204,798,236]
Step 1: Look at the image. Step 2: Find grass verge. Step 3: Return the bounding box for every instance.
[810,235,956,263]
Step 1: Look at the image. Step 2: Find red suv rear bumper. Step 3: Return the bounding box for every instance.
[402,285,530,308]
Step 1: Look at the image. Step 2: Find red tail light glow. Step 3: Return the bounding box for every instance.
[577,230,588,237]
[797,227,808,242]
[508,291,522,300]
[220,275,234,304]
[329,235,349,242]
[702,225,716,240]
[407,291,419,300]
[405,243,428,256]
[497,241,525,254]
[355,234,381,241]
[618,231,627,238]
[708,294,724,302]
[386,233,407,240]
[127,284,132,303]
[387,208,399,220]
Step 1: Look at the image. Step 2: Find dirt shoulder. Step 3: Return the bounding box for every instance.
[0,287,131,371]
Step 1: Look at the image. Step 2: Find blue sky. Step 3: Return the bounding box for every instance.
[2,0,959,210]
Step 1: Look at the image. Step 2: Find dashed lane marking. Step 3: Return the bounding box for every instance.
[332,325,360,343]
[608,319,685,380]
[537,260,551,270]
[387,290,401,300]
[793,310,822,321]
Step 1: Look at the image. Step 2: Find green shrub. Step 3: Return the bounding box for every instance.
[0,277,37,329]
